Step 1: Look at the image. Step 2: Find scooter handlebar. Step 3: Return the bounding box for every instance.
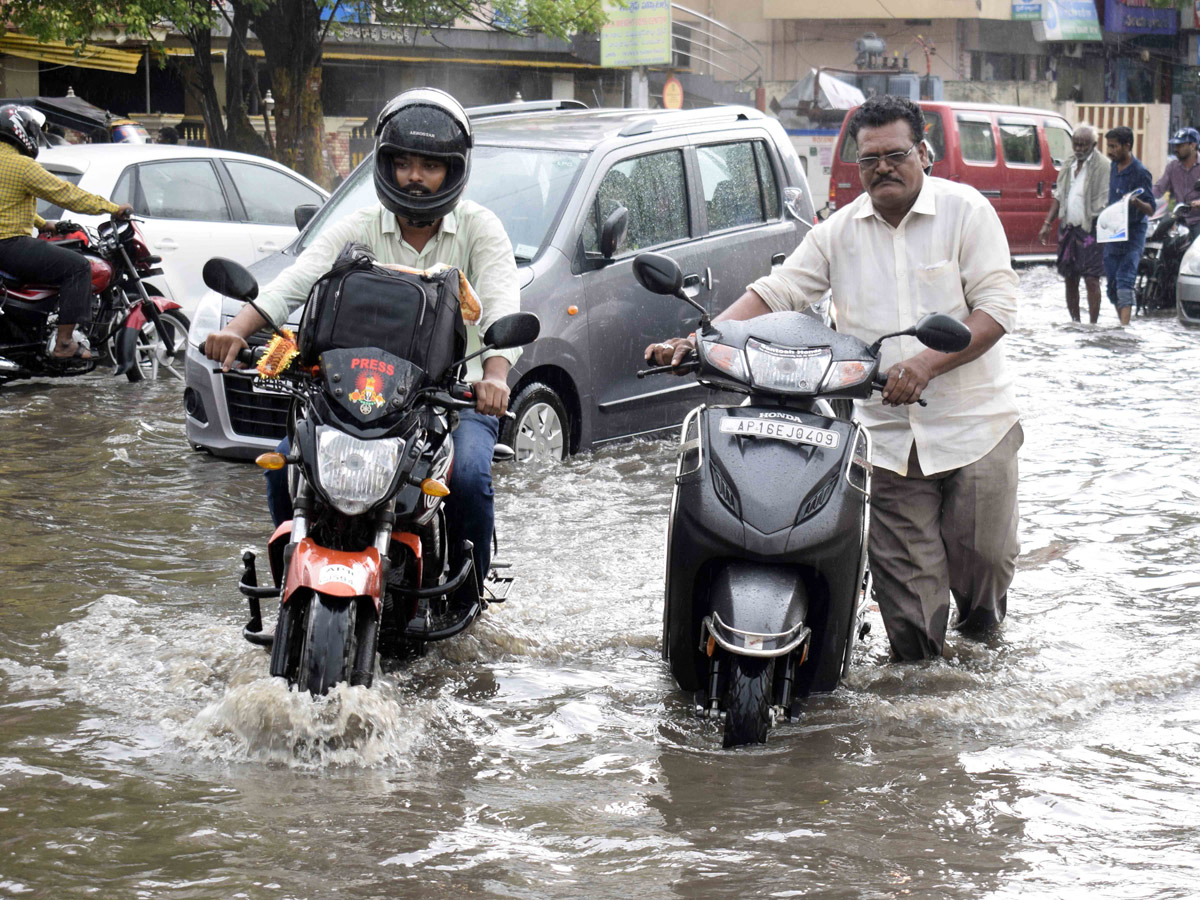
[198,340,259,368]
[873,372,928,407]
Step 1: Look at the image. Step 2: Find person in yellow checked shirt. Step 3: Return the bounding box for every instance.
[0,105,133,361]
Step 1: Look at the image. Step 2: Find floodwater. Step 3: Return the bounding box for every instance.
[1,266,1198,899]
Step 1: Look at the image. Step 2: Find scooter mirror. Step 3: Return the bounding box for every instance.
[914,313,972,353]
[483,311,541,350]
[633,252,683,295]
[203,257,259,301]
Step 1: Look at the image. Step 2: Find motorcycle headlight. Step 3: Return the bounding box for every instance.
[315,426,404,515]
[819,360,872,393]
[188,292,224,349]
[701,339,748,381]
[745,338,832,394]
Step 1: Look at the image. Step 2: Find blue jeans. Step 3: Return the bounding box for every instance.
[265,410,499,592]
[1102,219,1147,309]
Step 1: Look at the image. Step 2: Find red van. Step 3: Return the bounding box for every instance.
[829,101,1075,259]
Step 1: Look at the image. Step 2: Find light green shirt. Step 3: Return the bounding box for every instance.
[256,199,521,383]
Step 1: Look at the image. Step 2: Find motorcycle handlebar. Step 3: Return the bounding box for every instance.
[873,372,927,407]
[198,340,259,369]
[637,352,699,379]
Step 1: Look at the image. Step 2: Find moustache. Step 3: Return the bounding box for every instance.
[872,175,903,187]
[401,184,433,196]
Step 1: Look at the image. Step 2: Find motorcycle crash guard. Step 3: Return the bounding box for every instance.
[704,562,810,658]
[282,538,384,613]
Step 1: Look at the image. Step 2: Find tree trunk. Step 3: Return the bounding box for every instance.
[224,2,270,158]
[174,26,227,149]
[253,0,330,186]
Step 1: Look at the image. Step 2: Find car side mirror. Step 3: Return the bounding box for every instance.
[632,252,683,295]
[914,313,972,353]
[202,257,259,301]
[483,312,541,350]
[600,206,628,260]
[294,204,319,231]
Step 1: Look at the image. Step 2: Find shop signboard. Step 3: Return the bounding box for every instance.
[600,0,672,67]
[1105,0,1177,35]
[1012,2,1043,20]
[1031,0,1102,41]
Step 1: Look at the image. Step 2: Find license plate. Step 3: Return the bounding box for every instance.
[250,375,289,395]
[719,415,840,449]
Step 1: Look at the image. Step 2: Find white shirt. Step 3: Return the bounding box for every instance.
[747,175,1020,476]
[256,200,521,383]
[1065,161,1088,227]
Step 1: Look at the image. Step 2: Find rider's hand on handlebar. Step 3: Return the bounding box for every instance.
[881,357,933,407]
[37,219,56,235]
[112,204,134,222]
[204,328,251,373]
[472,374,511,417]
[643,335,697,374]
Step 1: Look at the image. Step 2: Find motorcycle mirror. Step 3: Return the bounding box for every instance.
[482,312,541,350]
[203,257,259,301]
[914,313,972,353]
[633,252,683,295]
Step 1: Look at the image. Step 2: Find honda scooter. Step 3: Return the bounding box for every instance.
[634,252,971,747]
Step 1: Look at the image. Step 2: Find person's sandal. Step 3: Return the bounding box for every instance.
[51,339,93,361]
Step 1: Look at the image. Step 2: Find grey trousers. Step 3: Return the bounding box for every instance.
[868,422,1023,661]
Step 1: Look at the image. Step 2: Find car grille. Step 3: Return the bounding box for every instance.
[1181,299,1200,321]
[222,324,289,441]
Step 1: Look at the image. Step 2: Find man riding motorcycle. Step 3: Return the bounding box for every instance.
[0,104,134,362]
[203,87,521,611]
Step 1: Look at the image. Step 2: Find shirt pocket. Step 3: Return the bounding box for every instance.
[915,258,955,286]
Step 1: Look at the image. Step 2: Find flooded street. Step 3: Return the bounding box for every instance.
[2,265,1199,899]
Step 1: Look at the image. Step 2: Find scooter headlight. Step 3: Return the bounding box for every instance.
[745,338,832,394]
[315,426,404,515]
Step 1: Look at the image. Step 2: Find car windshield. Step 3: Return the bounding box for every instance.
[299,145,585,263]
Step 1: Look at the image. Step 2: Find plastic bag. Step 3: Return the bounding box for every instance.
[1096,188,1144,243]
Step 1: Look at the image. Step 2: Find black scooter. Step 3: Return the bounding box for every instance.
[634,252,971,747]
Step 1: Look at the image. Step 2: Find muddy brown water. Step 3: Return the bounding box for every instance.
[2,266,1198,899]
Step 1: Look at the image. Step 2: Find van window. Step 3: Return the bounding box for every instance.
[957,117,997,163]
[923,111,946,163]
[840,131,858,164]
[752,141,781,218]
[698,141,765,231]
[1045,120,1074,168]
[584,149,689,253]
[999,119,1041,165]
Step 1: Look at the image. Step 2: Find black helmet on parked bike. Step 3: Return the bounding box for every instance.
[373,88,472,226]
[0,105,45,159]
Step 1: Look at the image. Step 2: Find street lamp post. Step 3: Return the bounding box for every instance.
[262,89,276,156]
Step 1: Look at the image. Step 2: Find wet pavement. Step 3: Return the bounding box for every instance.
[1,265,1198,898]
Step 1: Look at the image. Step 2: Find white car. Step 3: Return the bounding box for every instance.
[35,144,328,316]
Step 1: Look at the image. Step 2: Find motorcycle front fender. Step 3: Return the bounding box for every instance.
[282,537,383,614]
[123,294,181,330]
[112,326,139,376]
[704,562,810,658]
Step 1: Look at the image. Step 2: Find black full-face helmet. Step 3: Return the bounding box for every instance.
[373,88,472,226]
[0,105,45,159]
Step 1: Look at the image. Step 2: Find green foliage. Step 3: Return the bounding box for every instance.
[3,0,211,47]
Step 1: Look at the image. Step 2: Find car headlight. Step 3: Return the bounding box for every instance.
[745,338,832,394]
[315,426,404,515]
[819,360,872,393]
[1180,244,1200,277]
[188,292,223,349]
[701,339,748,381]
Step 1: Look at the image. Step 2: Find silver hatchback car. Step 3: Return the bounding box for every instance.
[184,102,816,461]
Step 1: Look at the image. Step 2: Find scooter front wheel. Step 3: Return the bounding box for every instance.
[722,654,775,748]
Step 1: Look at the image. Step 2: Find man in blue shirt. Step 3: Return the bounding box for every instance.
[1103,126,1155,326]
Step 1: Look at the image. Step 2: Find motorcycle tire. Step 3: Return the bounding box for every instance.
[722,655,775,748]
[122,308,191,383]
[269,598,302,680]
[297,595,357,696]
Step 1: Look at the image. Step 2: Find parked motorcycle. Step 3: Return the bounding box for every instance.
[202,257,540,696]
[633,252,971,747]
[1135,189,1200,316]
[0,218,188,384]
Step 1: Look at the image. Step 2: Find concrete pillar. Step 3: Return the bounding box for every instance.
[630,67,649,109]
[551,73,575,101]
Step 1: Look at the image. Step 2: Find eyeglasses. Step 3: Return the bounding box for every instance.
[856,144,917,171]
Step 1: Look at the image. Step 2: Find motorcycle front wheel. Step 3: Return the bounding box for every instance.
[722,655,775,748]
[120,308,191,383]
[297,596,358,697]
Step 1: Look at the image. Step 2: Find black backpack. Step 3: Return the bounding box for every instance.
[297,242,467,379]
